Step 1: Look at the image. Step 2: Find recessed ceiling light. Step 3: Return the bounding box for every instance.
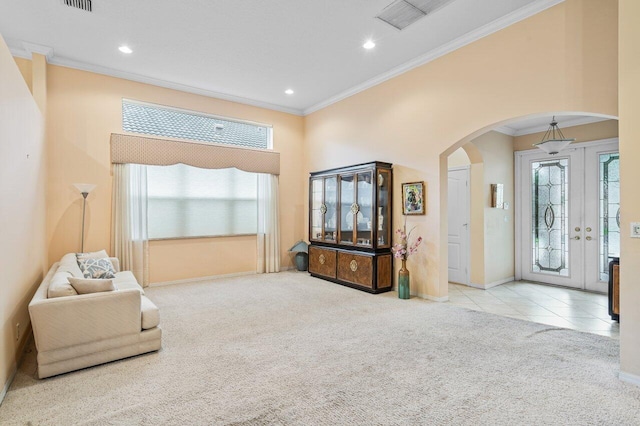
[363,40,376,50]
[285,89,294,95]
[118,45,133,54]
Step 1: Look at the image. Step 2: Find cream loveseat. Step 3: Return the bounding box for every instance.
[28,252,162,378]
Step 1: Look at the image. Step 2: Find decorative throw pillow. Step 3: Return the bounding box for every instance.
[68,277,115,294]
[77,257,117,279]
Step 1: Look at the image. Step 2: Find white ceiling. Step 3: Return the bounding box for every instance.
[1,0,562,115]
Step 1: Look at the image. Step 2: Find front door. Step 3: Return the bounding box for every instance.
[517,140,619,292]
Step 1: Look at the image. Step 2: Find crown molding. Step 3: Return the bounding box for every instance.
[512,116,609,136]
[303,0,565,115]
[22,42,54,60]
[494,126,517,136]
[9,45,31,59]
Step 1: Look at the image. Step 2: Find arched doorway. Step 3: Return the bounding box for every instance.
[442,113,619,334]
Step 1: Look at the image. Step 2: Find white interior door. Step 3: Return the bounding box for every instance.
[517,139,619,292]
[448,167,470,285]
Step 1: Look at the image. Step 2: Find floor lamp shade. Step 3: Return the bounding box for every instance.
[74,183,96,252]
[73,183,97,195]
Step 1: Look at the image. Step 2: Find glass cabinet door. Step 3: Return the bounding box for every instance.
[376,169,391,247]
[324,177,337,242]
[356,172,373,247]
[310,178,323,241]
[340,175,355,244]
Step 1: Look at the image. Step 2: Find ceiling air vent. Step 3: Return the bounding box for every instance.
[62,0,92,12]
[376,0,454,30]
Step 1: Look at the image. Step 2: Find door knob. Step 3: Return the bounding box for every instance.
[571,236,581,240]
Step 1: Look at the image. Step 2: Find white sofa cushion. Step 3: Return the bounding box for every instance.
[114,271,145,294]
[68,277,115,294]
[141,296,160,330]
[47,271,78,298]
[57,253,84,278]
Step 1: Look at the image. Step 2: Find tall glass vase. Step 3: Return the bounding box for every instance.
[398,259,410,299]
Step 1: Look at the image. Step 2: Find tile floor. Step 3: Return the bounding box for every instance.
[448,281,619,338]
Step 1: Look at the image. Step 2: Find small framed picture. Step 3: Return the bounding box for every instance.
[402,182,425,215]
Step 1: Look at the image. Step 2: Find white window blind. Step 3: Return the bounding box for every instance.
[147,165,258,239]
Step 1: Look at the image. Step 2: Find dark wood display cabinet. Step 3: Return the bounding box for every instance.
[608,257,619,321]
[308,161,393,293]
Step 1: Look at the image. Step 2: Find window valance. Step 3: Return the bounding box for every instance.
[110,133,280,175]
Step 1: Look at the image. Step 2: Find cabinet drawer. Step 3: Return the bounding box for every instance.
[337,252,373,288]
[309,246,337,279]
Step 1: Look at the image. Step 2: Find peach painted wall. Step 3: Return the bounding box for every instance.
[619,0,640,380]
[304,0,618,299]
[149,236,257,283]
[15,62,304,281]
[447,148,470,168]
[471,131,515,286]
[0,38,46,395]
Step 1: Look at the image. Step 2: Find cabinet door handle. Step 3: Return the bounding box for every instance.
[319,254,326,265]
[320,204,327,214]
[586,236,593,241]
[350,259,358,272]
[571,236,581,240]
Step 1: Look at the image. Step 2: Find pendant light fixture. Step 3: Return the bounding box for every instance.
[532,116,576,155]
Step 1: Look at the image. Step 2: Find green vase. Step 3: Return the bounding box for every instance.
[398,259,410,299]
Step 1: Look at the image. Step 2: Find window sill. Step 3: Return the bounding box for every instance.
[149,234,258,242]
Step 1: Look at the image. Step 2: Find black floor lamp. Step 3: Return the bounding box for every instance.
[73,183,96,253]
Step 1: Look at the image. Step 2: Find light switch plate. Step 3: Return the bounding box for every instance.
[631,222,640,238]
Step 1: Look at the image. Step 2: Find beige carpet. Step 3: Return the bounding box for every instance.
[1,272,639,425]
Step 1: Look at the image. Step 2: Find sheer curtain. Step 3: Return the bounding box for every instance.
[257,173,280,273]
[111,163,149,286]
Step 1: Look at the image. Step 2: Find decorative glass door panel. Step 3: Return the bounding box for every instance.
[531,159,569,276]
[599,153,620,280]
[584,142,620,292]
[356,172,373,247]
[519,140,619,292]
[377,170,391,247]
[310,178,323,241]
[324,177,338,242]
[340,175,355,244]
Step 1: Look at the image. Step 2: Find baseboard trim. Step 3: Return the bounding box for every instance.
[620,371,640,388]
[468,277,515,290]
[0,364,17,407]
[418,293,449,302]
[1,327,34,406]
[149,271,257,287]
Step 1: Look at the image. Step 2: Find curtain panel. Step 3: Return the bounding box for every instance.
[111,164,150,286]
[257,174,280,273]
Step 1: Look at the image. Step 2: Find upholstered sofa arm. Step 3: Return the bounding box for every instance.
[29,288,142,353]
[109,257,121,273]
